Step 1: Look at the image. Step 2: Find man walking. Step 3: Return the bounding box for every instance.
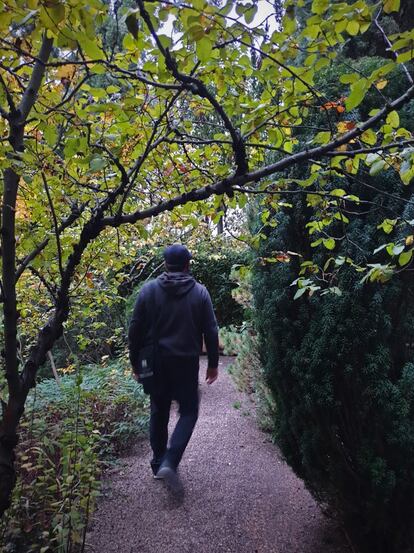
[128,244,219,493]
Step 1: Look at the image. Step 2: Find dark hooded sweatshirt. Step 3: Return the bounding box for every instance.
[128,272,219,370]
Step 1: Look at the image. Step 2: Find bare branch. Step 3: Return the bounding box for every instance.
[375,10,413,86]
[47,351,61,387]
[324,139,414,158]
[134,71,183,90]
[42,173,64,278]
[137,0,248,176]
[15,204,84,281]
[28,266,57,301]
[18,35,53,122]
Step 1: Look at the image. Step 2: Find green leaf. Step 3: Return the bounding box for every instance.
[330,189,346,197]
[323,238,336,250]
[90,157,107,171]
[399,250,413,266]
[346,79,368,111]
[386,111,400,128]
[196,37,213,62]
[314,131,331,144]
[346,20,360,36]
[311,238,323,247]
[40,4,65,30]
[393,244,405,256]
[400,160,414,185]
[340,73,359,84]
[303,25,320,39]
[378,218,397,234]
[361,128,377,146]
[312,0,329,15]
[383,0,400,13]
[294,287,307,300]
[244,4,258,24]
[369,159,386,176]
[78,36,102,59]
[125,13,139,39]
[64,137,80,158]
[397,51,414,64]
[44,126,57,146]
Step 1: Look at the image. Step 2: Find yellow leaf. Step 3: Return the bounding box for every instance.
[375,79,388,90]
[15,195,29,219]
[383,0,400,13]
[337,122,348,133]
[406,235,414,246]
[337,121,356,133]
[57,64,76,80]
[345,159,354,173]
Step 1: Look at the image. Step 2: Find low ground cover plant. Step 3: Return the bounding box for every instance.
[0,358,148,553]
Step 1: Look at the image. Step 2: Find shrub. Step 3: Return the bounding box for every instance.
[249,52,414,553]
[125,243,249,328]
[191,247,247,327]
[223,325,277,433]
[252,190,414,552]
[0,358,148,553]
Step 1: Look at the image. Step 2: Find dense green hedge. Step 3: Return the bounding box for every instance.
[253,225,414,552]
[251,56,414,553]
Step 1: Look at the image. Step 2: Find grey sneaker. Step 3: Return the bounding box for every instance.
[156,464,184,496]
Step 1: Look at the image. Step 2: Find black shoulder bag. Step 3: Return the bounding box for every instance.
[136,283,164,395]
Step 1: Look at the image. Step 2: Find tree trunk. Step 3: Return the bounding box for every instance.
[0,124,24,516]
[0,35,53,518]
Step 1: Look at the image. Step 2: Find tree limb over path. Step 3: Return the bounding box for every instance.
[1,0,414,521]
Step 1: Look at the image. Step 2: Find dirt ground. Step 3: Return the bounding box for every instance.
[86,357,350,553]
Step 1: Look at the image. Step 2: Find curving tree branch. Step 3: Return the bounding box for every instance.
[136,0,248,176]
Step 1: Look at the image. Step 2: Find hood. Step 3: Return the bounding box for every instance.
[157,272,196,297]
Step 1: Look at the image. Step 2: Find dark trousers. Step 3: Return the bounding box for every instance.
[150,355,199,472]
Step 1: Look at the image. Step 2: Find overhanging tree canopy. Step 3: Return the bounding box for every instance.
[0,0,413,515]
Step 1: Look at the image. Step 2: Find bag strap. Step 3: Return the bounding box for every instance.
[151,281,166,345]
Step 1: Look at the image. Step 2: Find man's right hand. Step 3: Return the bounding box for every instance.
[206,367,218,384]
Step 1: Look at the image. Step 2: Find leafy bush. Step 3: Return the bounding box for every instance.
[254,250,414,552]
[0,358,148,553]
[191,247,247,327]
[223,326,277,433]
[249,51,414,553]
[251,172,414,553]
[125,243,249,328]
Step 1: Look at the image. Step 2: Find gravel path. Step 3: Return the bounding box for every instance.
[87,357,349,553]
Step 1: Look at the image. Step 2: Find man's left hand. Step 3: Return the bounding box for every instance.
[206,366,218,384]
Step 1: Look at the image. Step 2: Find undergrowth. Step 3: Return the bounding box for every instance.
[0,357,148,553]
[221,326,276,433]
